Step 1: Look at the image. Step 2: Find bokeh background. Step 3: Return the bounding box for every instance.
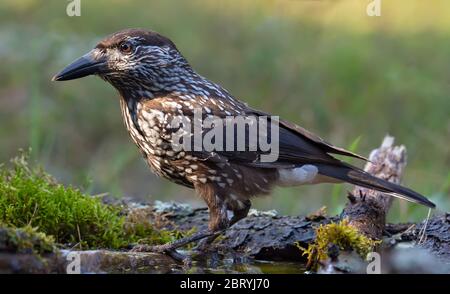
[0,0,449,222]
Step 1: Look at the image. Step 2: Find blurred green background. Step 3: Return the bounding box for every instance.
[0,0,449,222]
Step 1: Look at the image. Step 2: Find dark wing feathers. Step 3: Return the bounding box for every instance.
[250,109,368,161]
[225,107,367,168]
[168,97,365,168]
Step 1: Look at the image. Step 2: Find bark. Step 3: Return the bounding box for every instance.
[165,207,337,261]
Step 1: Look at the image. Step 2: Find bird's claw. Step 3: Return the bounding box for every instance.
[192,239,212,252]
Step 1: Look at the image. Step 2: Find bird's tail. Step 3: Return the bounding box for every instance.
[316,164,436,208]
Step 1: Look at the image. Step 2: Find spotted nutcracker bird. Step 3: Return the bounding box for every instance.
[53,29,435,259]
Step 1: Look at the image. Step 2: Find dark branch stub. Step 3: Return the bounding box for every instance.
[342,135,406,239]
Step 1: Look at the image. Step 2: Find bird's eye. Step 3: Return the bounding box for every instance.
[119,41,133,54]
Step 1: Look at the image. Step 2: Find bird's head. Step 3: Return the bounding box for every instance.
[53,29,192,98]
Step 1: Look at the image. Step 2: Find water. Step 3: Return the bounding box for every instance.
[60,249,307,274]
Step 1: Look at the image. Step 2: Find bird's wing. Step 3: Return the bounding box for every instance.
[220,108,354,169]
[154,96,365,168]
[250,108,368,161]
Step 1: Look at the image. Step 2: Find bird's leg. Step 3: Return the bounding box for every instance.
[195,199,251,251]
[188,184,234,251]
[130,227,228,264]
[130,186,251,261]
[130,184,231,262]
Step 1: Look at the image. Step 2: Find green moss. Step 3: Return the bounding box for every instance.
[0,225,56,255]
[297,219,380,269]
[0,152,185,249]
[123,205,196,246]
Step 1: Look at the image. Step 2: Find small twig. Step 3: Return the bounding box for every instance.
[91,192,109,198]
[27,203,38,226]
[70,242,81,250]
[77,224,83,250]
[403,224,416,235]
[418,208,432,245]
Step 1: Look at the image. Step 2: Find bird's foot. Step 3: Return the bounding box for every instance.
[193,233,221,252]
[130,244,191,265]
[130,229,220,264]
[193,239,210,252]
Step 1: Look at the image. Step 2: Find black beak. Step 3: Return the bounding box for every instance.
[52,50,107,81]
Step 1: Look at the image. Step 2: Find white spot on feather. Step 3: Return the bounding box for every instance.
[277,165,318,186]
